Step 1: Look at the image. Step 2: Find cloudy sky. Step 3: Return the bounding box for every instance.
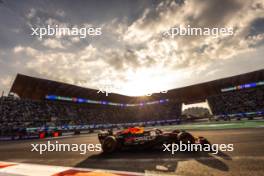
[0,0,263,96]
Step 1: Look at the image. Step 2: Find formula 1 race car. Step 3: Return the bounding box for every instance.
[98,127,211,153]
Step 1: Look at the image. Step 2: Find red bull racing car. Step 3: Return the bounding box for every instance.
[98,127,211,153]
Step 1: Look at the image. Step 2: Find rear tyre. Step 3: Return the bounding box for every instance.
[102,136,117,153]
[177,132,195,144]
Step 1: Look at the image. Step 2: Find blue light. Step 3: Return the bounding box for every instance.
[45,94,169,107]
[221,81,263,92]
[101,101,108,105]
[46,95,57,100]
[249,83,257,87]
[77,98,85,103]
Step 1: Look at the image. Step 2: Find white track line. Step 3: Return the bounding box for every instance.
[0,161,143,176]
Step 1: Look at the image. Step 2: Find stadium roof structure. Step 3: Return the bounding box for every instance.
[10,69,264,104]
[10,74,135,103]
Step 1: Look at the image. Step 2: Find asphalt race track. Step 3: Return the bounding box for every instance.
[0,128,264,176]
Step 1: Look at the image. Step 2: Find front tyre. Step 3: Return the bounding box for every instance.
[102,136,117,153]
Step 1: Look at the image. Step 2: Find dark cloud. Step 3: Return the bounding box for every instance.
[193,0,244,27]
[249,18,264,36]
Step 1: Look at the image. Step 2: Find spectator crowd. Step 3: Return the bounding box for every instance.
[0,96,181,136]
[208,86,264,116]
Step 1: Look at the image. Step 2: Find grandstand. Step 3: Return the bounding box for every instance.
[0,69,263,137]
[208,85,264,119]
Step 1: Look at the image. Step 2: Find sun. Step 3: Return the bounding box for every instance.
[118,67,171,96]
